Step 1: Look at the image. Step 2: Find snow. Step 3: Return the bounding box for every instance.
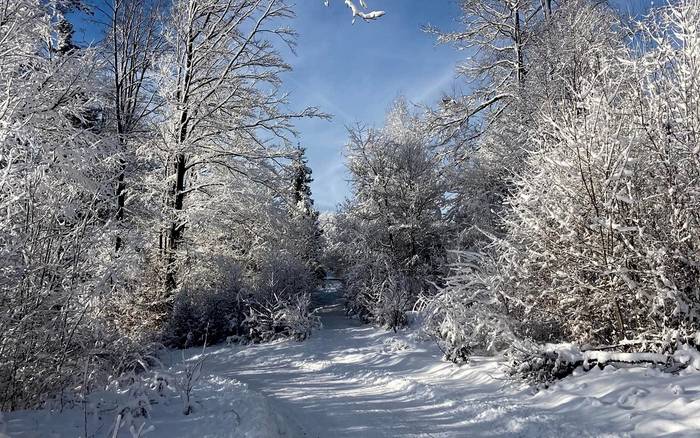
[674,344,700,370]
[1,361,291,438]
[542,343,672,367]
[4,288,700,437]
[584,351,669,366]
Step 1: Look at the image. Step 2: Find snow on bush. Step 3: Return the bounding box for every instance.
[237,252,319,343]
[166,275,243,348]
[162,248,321,347]
[331,99,450,330]
[417,0,700,369]
[275,292,321,341]
[497,0,700,346]
[420,251,514,364]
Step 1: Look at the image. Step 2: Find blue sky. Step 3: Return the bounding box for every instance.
[281,1,465,211]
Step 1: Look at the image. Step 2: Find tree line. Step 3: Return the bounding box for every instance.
[0,0,326,410]
[327,0,700,368]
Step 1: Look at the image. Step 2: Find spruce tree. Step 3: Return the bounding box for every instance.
[290,146,325,280]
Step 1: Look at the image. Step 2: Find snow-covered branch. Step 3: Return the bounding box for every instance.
[324,0,385,23]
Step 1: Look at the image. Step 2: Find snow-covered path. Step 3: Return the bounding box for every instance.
[6,287,700,437]
[184,288,700,438]
[205,290,509,437]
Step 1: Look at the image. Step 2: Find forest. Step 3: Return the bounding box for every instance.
[1,0,700,436]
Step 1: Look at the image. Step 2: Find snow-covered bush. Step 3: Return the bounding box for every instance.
[162,204,321,347]
[420,251,514,363]
[254,252,316,306]
[496,0,700,346]
[275,293,320,341]
[165,272,244,348]
[241,252,318,342]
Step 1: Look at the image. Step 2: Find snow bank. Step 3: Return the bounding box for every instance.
[540,342,684,369]
[673,344,700,370]
[1,356,291,438]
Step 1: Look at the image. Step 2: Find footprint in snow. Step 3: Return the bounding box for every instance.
[616,386,649,409]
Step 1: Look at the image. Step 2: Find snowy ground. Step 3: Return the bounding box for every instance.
[4,286,700,437]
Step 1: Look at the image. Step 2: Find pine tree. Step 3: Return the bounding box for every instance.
[56,18,78,55]
[290,145,325,280]
[54,0,87,55]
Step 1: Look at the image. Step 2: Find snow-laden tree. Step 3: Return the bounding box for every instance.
[0,0,330,408]
[500,67,641,345]
[161,167,315,346]
[620,0,700,343]
[288,146,325,279]
[430,2,621,244]
[426,0,545,145]
[335,99,450,329]
[96,0,166,253]
[438,0,700,350]
[0,0,125,409]
[424,0,559,251]
[422,0,659,359]
[153,0,325,298]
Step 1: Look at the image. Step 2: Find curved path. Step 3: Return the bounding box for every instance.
[194,287,658,437]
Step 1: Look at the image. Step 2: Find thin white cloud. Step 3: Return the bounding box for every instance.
[412,65,458,104]
[284,74,355,125]
[309,141,350,212]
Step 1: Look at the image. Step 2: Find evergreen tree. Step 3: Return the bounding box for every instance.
[56,18,78,55]
[291,145,315,214]
[54,0,88,55]
[289,145,325,280]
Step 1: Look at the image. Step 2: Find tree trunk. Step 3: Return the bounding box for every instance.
[165,152,186,294]
[542,0,552,19]
[514,8,526,87]
[115,158,126,252]
[164,16,194,295]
